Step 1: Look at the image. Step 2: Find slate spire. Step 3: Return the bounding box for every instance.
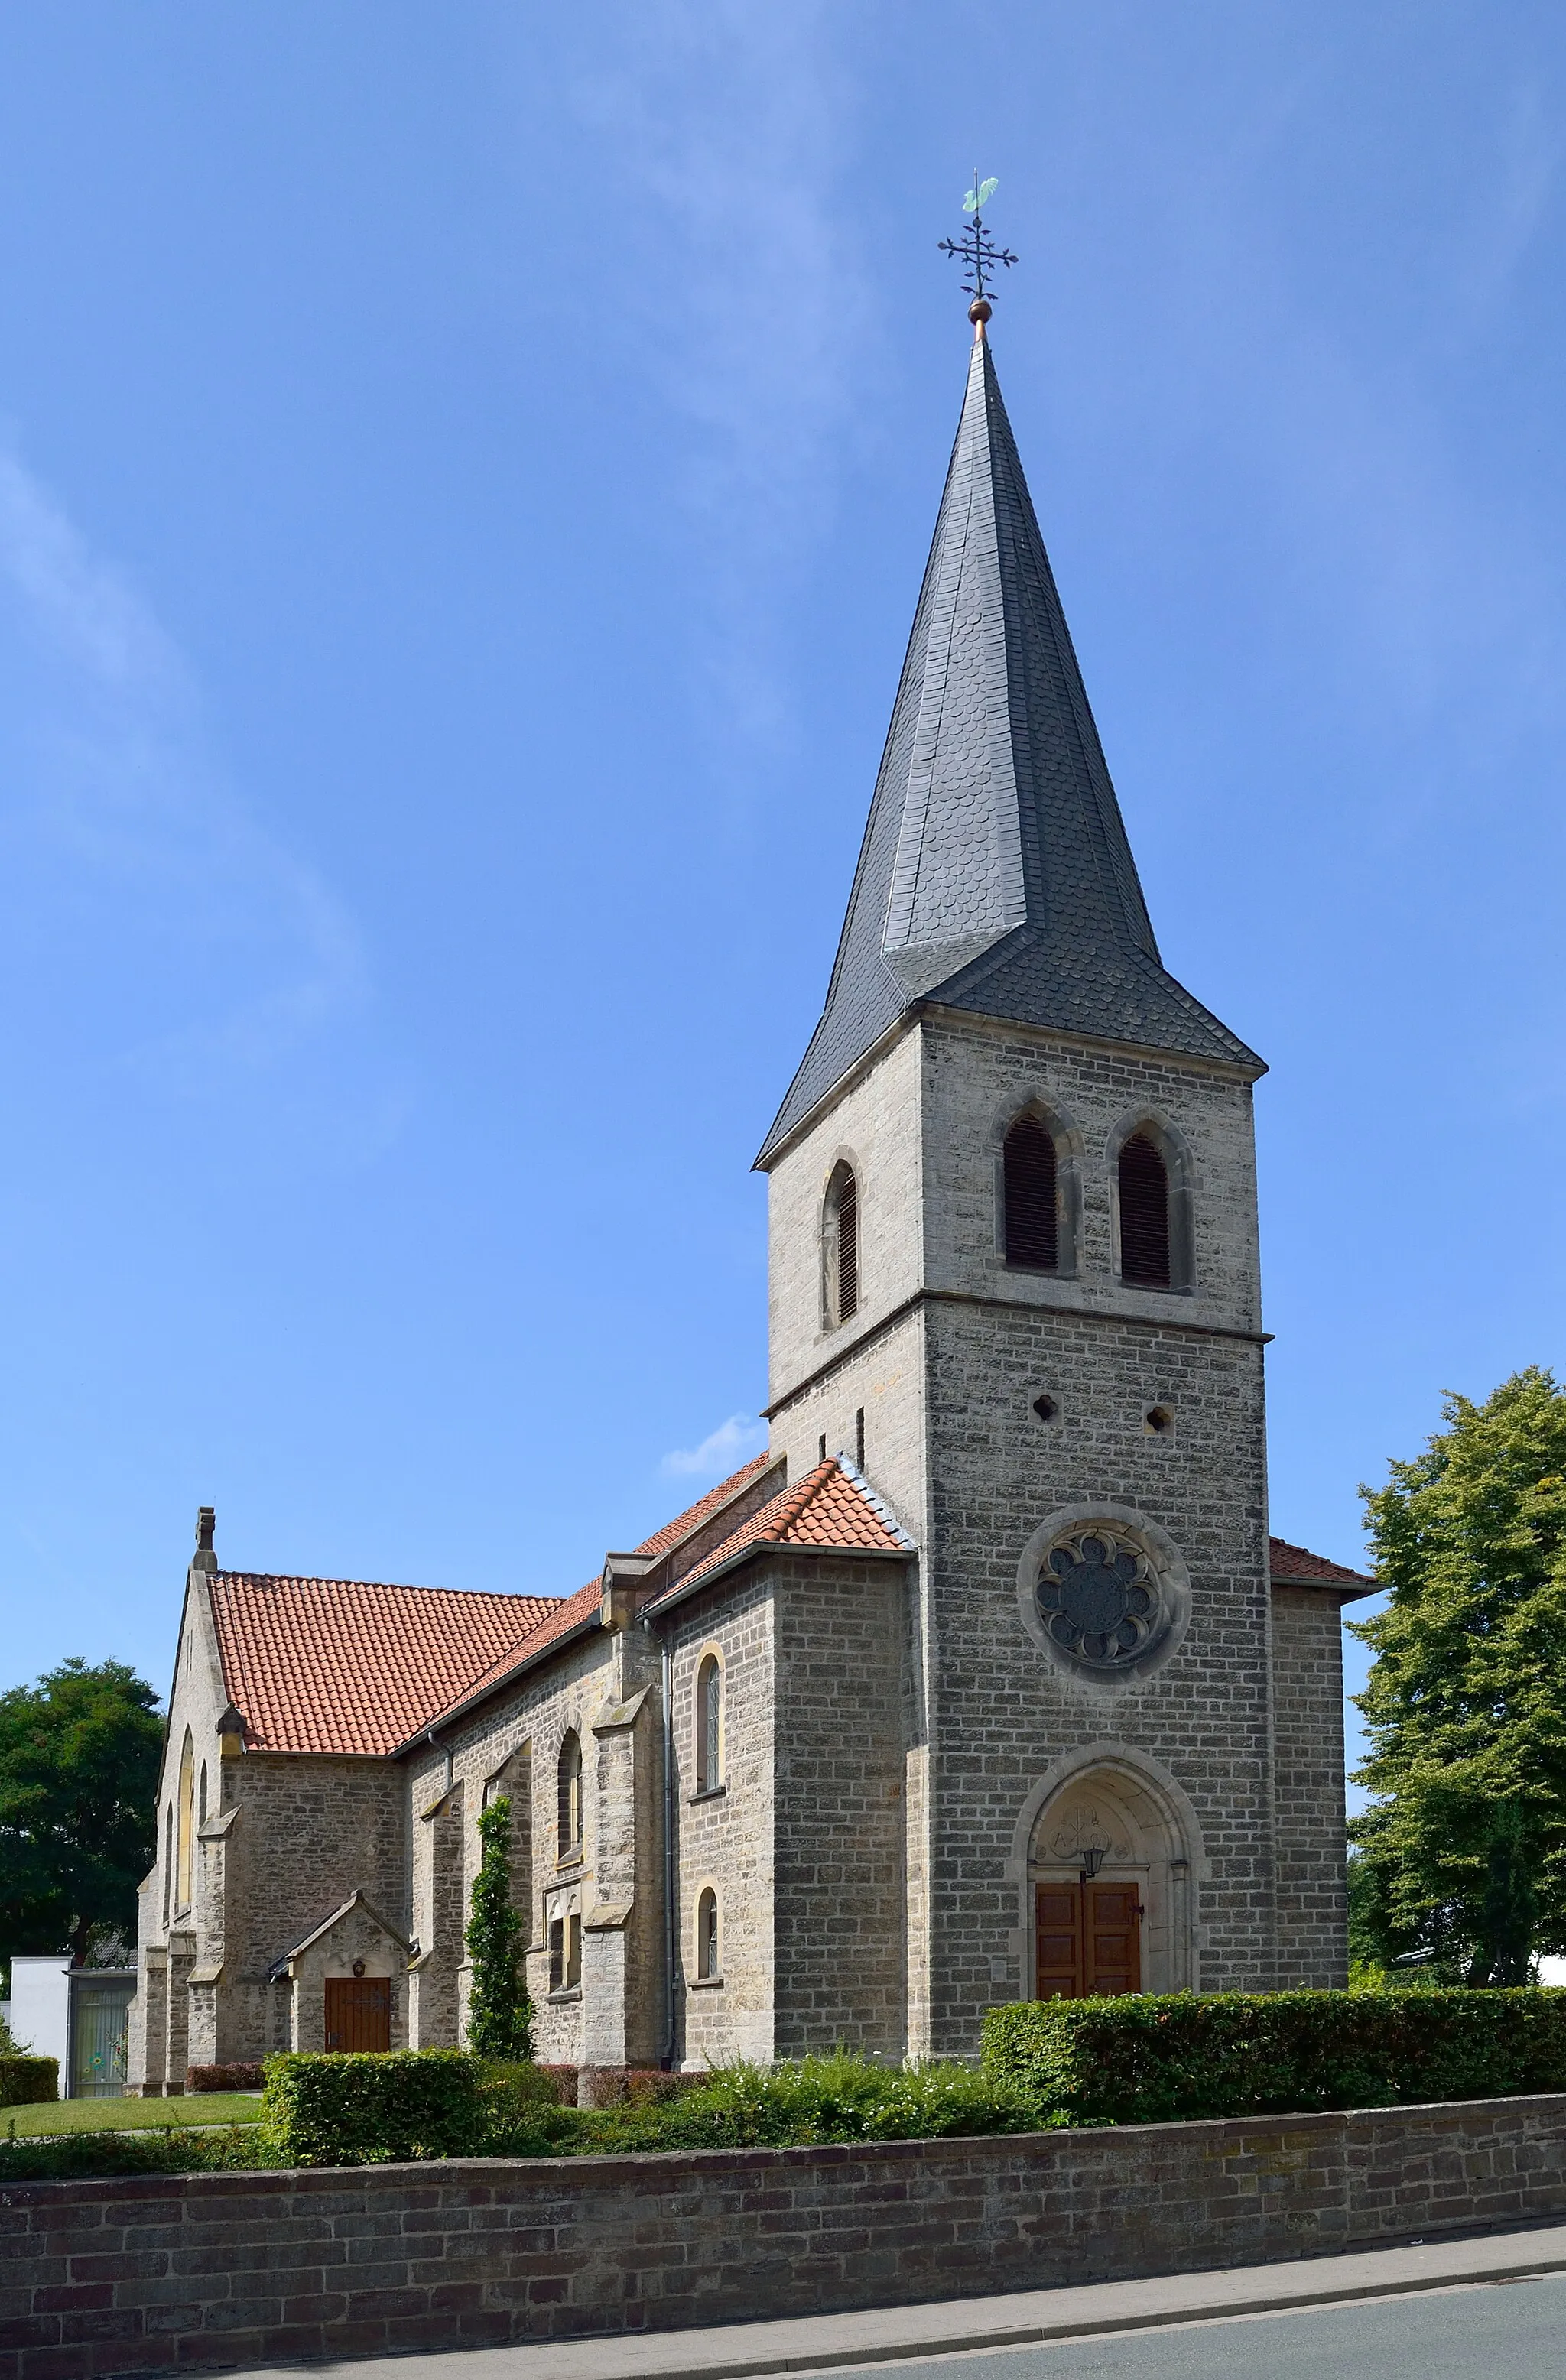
[758,319,1259,1164]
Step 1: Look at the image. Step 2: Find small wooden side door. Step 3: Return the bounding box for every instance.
[1084,1882,1142,1995]
[323,1977,392,2053]
[1035,1885,1084,1998]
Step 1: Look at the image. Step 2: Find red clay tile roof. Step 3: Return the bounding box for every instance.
[209,1573,557,1756]
[645,1459,911,1609]
[403,1456,789,1737]
[427,1579,604,1722]
[631,1452,778,1559]
[1268,1536,1376,1594]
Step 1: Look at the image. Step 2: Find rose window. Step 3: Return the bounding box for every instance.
[1037,1528,1163,1670]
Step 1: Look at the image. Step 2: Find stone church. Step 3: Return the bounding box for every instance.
[128,303,1371,2093]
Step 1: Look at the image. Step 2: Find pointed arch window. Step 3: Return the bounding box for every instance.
[163,1804,174,1927]
[1118,1132,1171,1289]
[696,1653,723,1794]
[697,1887,720,1981]
[557,1730,583,1862]
[824,1162,859,1327]
[175,1732,195,1911]
[1003,1114,1058,1271]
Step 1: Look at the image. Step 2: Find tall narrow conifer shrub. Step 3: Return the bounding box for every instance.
[465,1794,531,2060]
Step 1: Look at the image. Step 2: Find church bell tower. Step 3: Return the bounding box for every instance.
[756,277,1283,2056]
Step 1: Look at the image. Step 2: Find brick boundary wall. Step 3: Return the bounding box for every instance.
[4,2095,1566,2378]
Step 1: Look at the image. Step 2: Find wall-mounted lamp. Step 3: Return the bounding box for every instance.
[352,1960,366,1978]
[1074,1845,1106,1882]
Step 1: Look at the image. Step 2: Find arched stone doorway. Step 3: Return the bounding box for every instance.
[1006,1745,1208,1998]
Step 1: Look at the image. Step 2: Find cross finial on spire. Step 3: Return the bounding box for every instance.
[938,173,1016,330]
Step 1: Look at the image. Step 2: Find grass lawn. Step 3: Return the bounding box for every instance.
[1,2093,263,2138]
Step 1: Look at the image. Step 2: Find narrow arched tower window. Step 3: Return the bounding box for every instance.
[1119,1132,1171,1288]
[176,1731,195,1911]
[697,1886,720,1980]
[697,1653,723,1792]
[557,1730,583,1860]
[824,1163,859,1326]
[1003,1115,1058,1270]
[162,1804,173,1926]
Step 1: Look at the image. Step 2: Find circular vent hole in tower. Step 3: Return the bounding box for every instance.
[1032,1394,1058,1424]
[1145,1405,1174,1437]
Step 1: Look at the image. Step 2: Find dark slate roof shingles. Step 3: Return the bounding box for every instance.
[759,326,1261,1164]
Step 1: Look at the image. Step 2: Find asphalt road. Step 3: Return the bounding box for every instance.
[816,2272,1566,2380]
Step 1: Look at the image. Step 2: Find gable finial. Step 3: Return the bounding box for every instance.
[938,173,1015,333]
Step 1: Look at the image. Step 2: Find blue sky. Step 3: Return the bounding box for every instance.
[2,5,1564,1804]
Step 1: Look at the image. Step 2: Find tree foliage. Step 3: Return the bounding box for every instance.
[0,1658,164,1963]
[463,1794,531,2060]
[1350,1367,1566,1980]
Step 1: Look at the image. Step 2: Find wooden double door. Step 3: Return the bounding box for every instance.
[324,1976,391,2053]
[1035,1879,1142,1998]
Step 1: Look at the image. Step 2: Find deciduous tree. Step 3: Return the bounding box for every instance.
[0,1658,163,1964]
[1351,1368,1566,1981]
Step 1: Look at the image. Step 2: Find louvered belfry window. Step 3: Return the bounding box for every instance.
[1119,1132,1171,1288]
[825,1162,859,1325]
[1003,1115,1058,1271]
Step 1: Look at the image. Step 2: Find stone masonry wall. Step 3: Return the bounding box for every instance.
[772,1554,910,2060]
[669,1573,776,2070]
[1272,1585,1352,1988]
[407,1784,464,2050]
[402,1614,663,2073]
[917,1016,1276,2049]
[221,1757,408,2055]
[765,1028,936,2053]
[6,2095,1565,2376]
[129,1573,231,2092]
[759,1004,1301,2055]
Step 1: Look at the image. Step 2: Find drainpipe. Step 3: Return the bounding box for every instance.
[655,1625,679,2069]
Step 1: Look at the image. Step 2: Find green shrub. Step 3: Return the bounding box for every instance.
[0,2054,59,2105]
[260,2048,491,2165]
[572,2052,1046,2154]
[0,2125,262,2184]
[473,2060,589,2155]
[465,1797,531,2060]
[981,1988,1566,2126]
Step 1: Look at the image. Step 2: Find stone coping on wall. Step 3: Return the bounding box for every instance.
[3,2093,1566,2378]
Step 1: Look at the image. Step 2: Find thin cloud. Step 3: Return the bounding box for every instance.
[661,1411,768,1479]
[562,2,866,763]
[0,443,366,1089]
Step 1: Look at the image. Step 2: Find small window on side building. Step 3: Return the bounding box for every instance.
[697,1888,720,1980]
[696,1653,723,1793]
[557,1730,583,1860]
[548,1912,583,1992]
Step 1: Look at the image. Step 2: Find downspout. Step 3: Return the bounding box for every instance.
[655,1624,679,2068]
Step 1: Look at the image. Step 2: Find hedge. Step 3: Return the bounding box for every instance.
[0,2055,59,2106]
[980,1987,1566,2125]
[261,2050,491,2165]
[0,2126,258,2184]
[257,2049,1039,2166]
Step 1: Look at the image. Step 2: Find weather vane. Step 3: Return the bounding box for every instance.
[939,174,1016,318]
